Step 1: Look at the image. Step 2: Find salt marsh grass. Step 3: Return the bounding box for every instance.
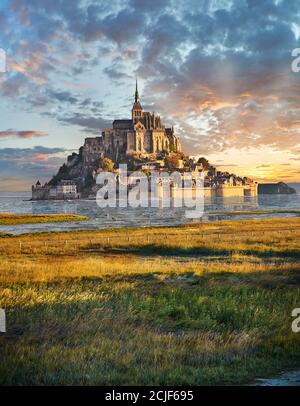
[0,218,299,385]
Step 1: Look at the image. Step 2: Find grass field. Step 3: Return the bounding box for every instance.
[0,213,88,225]
[0,217,300,385]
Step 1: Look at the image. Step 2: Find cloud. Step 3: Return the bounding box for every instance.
[256,164,272,169]
[0,146,67,160]
[99,9,147,45]
[141,13,189,65]
[130,0,170,12]
[57,113,110,134]
[47,89,79,104]
[1,0,300,185]
[216,164,238,167]
[103,65,132,81]
[0,130,48,139]
[0,146,69,189]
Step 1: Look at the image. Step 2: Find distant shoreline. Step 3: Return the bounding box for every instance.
[0,213,88,226]
[0,181,299,195]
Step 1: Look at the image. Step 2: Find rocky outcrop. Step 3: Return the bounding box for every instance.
[258,182,296,194]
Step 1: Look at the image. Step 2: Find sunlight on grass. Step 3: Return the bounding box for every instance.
[0,217,299,385]
[0,213,88,225]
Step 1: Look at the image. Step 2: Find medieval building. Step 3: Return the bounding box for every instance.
[82,81,182,170]
[32,180,78,200]
[31,81,257,200]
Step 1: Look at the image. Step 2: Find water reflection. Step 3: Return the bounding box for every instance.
[0,190,299,235]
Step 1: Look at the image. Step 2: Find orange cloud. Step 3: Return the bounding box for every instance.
[0,130,48,139]
[33,153,49,161]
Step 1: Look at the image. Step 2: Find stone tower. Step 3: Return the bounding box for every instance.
[132,79,143,123]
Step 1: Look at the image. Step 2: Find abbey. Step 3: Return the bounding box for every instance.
[82,81,182,170]
[32,82,258,201]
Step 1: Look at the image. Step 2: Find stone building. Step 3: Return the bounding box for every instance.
[31,180,48,200]
[82,81,181,170]
[32,180,79,200]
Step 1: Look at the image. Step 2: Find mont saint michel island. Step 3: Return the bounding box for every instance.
[32,82,259,201]
[1,0,300,390]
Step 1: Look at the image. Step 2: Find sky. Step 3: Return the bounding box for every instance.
[0,0,300,191]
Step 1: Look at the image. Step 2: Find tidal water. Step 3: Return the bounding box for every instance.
[0,184,299,235]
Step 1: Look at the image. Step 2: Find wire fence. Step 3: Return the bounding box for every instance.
[1,226,299,255]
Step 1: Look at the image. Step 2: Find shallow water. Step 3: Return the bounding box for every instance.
[254,369,300,386]
[0,186,299,235]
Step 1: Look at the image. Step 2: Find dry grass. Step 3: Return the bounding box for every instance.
[0,217,300,385]
[0,213,87,225]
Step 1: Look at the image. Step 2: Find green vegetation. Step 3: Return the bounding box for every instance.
[197,157,210,170]
[165,153,181,170]
[0,217,299,385]
[0,213,88,225]
[99,157,114,172]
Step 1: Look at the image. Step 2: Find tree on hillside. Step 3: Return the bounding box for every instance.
[186,157,196,169]
[85,174,95,188]
[99,157,114,172]
[165,154,180,170]
[197,157,210,170]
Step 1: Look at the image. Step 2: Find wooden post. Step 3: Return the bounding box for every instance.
[0,309,6,333]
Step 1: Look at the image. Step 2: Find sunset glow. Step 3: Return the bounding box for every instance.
[0,0,300,190]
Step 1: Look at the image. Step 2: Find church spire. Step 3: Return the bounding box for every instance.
[132,78,143,121]
[135,78,139,103]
